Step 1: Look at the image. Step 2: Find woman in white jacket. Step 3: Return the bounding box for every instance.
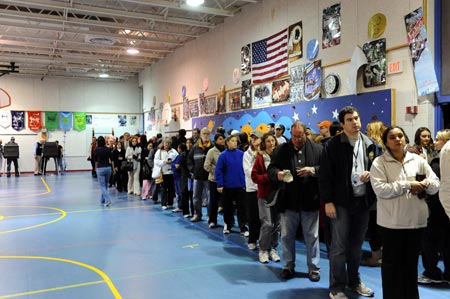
[125,136,142,196]
[152,138,178,209]
[370,125,440,299]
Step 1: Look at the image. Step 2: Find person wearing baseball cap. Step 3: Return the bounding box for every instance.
[317,120,332,139]
[275,123,288,144]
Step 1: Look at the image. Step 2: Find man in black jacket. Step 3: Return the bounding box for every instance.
[268,121,322,281]
[319,106,382,299]
[187,127,213,222]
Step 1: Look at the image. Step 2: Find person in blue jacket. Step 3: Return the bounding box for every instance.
[215,134,246,234]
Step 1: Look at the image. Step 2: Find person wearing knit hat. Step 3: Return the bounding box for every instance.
[317,120,332,138]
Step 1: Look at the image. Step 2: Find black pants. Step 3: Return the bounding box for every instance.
[208,181,221,224]
[367,209,383,251]
[223,188,247,232]
[182,190,194,216]
[161,174,175,207]
[421,197,450,280]
[381,227,422,299]
[6,158,19,176]
[246,191,260,244]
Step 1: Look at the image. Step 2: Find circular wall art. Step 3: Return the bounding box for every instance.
[368,13,387,39]
[306,39,319,60]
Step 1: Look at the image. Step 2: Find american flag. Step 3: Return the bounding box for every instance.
[252,29,288,84]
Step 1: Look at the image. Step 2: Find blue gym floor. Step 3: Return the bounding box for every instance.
[0,172,449,299]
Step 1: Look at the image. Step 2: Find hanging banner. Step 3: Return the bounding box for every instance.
[45,111,58,131]
[27,111,42,131]
[322,3,341,49]
[59,112,72,131]
[73,112,86,131]
[287,21,303,62]
[404,7,439,96]
[0,110,11,128]
[11,111,25,131]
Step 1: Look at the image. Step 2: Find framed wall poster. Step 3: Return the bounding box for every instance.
[204,96,217,115]
[304,60,322,100]
[199,92,206,115]
[189,100,199,118]
[241,79,252,109]
[252,82,272,108]
[272,79,290,104]
[228,90,241,111]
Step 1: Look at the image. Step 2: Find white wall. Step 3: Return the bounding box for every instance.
[140,0,436,141]
[0,76,141,173]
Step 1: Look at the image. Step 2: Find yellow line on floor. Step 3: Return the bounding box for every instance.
[0,206,66,234]
[0,256,122,299]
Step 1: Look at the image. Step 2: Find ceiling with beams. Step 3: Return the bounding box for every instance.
[0,0,257,80]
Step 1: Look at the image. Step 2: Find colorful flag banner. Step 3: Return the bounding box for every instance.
[404,7,439,96]
[45,111,58,131]
[28,111,42,131]
[0,110,11,128]
[73,112,86,131]
[11,111,25,131]
[59,112,72,131]
[252,29,288,84]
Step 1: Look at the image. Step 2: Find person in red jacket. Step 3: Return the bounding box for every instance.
[251,133,280,264]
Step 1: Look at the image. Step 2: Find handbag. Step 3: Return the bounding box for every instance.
[154,150,164,184]
[155,171,164,184]
[122,160,134,172]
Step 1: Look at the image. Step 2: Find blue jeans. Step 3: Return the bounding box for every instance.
[174,178,182,208]
[280,209,320,271]
[329,205,370,292]
[97,166,112,204]
[193,179,209,218]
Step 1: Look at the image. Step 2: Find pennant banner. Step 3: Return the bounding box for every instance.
[59,112,73,131]
[11,111,25,131]
[252,29,288,84]
[28,111,42,131]
[45,111,58,131]
[404,7,439,96]
[73,112,86,131]
[0,110,11,128]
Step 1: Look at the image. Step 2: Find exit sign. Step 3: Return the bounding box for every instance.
[388,61,403,74]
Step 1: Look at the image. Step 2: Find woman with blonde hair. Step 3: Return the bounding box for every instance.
[366,120,386,150]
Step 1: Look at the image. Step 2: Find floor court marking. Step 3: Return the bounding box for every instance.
[0,206,66,234]
[0,256,122,299]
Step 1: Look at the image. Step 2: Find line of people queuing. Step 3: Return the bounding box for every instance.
[92,106,450,299]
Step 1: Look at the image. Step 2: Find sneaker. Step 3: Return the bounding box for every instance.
[241,231,250,237]
[329,291,348,299]
[258,250,269,263]
[269,249,281,262]
[104,201,111,207]
[162,206,168,210]
[190,215,202,222]
[183,214,190,218]
[218,206,223,213]
[208,222,216,228]
[247,243,257,250]
[418,275,444,284]
[280,268,295,280]
[308,269,320,282]
[348,283,374,297]
[172,208,183,213]
[223,223,230,234]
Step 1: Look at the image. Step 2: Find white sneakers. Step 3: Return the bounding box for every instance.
[269,249,281,262]
[258,250,269,263]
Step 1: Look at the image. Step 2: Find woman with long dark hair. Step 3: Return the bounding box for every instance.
[93,136,113,207]
[370,125,440,299]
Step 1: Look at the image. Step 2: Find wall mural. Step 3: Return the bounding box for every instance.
[192,89,393,139]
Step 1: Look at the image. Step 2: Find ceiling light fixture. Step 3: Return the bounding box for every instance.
[99,73,109,78]
[126,48,140,54]
[186,0,204,7]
